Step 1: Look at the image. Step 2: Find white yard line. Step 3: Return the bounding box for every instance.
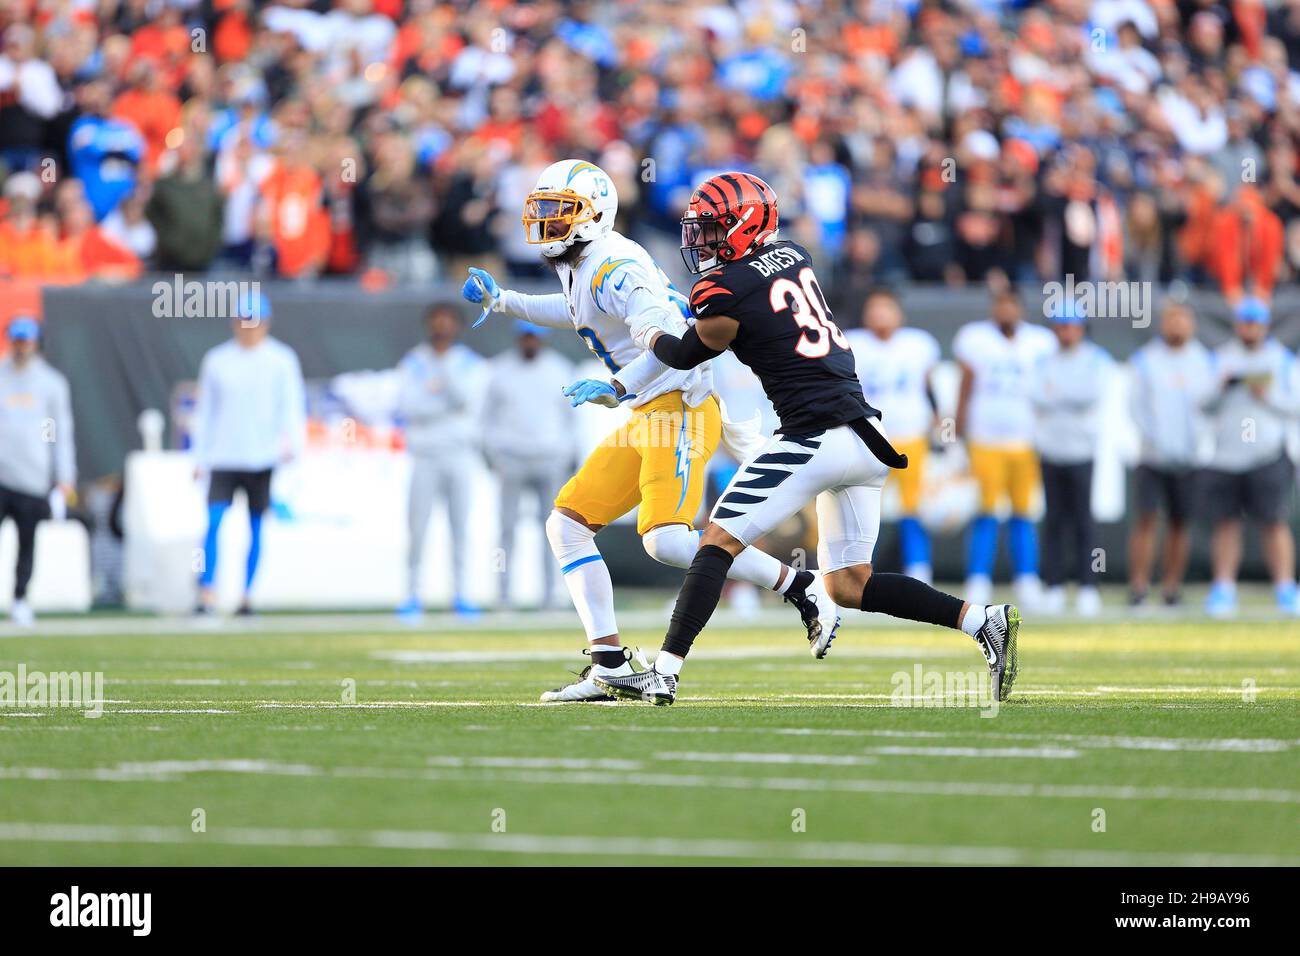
[106,709,235,715]
[0,821,1290,866]
[566,724,1300,753]
[2,758,1295,804]
[433,766,1300,805]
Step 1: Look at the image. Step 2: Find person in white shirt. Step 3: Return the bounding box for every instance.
[482,321,574,607]
[193,294,305,614]
[954,289,1057,606]
[1030,302,1115,616]
[0,318,76,627]
[1126,302,1213,607]
[847,288,941,581]
[397,303,485,617]
[1200,298,1300,616]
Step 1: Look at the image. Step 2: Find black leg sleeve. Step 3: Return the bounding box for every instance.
[860,572,964,629]
[661,545,734,659]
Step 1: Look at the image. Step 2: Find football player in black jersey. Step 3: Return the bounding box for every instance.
[584,172,1019,704]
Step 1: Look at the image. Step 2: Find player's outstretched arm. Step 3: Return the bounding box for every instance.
[646,316,738,370]
[460,267,571,328]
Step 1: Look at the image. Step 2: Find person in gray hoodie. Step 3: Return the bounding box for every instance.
[1126,301,1214,607]
[1201,297,1300,616]
[0,317,76,626]
[397,303,485,618]
[1030,301,1114,616]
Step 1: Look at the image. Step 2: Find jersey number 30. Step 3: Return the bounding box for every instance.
[769,268,848,358]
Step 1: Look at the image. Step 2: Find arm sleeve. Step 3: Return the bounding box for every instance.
[651,326,725,371]
[496,290,572,328]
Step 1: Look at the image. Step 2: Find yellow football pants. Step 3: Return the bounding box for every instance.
[555,391,722,534]
[889,436,929,515]
[967,443,1040,514]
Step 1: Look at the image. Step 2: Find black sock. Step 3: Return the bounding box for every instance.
[661,545,734,659]
[860,572,964,629]
[785,569,815,600]
[590,648,626,669]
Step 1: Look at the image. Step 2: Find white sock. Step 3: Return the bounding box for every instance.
[730,546,787,591]
[655,651,683,677]
[642,524,785,591]
[545,510,618,642]
[960,603,987,637]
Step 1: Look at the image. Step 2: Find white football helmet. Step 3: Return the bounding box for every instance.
[521,159,618,257]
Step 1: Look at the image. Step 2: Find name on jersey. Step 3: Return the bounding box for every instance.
[747,246,805,277]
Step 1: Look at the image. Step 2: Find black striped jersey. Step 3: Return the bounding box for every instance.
[688,240,879,435]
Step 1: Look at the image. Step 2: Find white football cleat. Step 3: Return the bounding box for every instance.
[973,603,1020,702]
[539,647,634,703]
[785,572,841,659]
[593,665,678,706]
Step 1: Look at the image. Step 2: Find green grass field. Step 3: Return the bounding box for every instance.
[1,613,1297,865]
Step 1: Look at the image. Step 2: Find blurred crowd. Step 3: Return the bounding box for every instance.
[1,0,1300,300]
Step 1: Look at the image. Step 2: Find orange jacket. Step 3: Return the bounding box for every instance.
[113,89,182,172]
[0,221,60,278]
[1209,201,1284,300]
[260,164,330,278]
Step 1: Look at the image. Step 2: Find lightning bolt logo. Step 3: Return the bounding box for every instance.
[590,257,635,311]
[674,424,693,510]
[565,161,599,184]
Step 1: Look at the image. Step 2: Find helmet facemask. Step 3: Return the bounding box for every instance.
[523,191,598,256]
[680,214,730,274]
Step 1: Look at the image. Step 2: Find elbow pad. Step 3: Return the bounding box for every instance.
[652,326,724,370]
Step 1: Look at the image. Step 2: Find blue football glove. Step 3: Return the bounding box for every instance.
[462,267,501,327]
[563,379,621,409]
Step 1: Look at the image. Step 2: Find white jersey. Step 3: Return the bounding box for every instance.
[847,326,940,441]
[500,232,712,409]
[953,319,1057,446]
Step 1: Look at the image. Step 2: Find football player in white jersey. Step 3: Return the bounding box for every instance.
[953,289,1057,606]
[462,159,838,701]
[847,288,941,582]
